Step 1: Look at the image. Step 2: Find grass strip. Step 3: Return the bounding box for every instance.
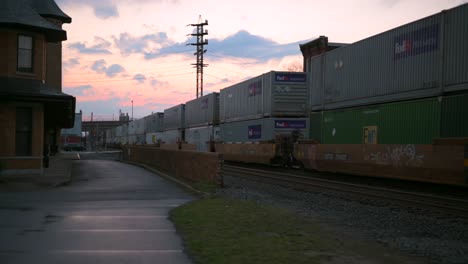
[170,198,341,264]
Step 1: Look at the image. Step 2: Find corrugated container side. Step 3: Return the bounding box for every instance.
[310,57,324,110]
[270,71,309,116]
[440,93,468,138]
[144,112,164,133]
[185,125,220,152]
[163,104,185,130]
[220,117,309,143]
[220,74,264,122]
[185,93,219,127]
[220,71,308,122]
[145,132,165,144]
[128,118,145,136]
[309,112,322,142]
[443,4,468,90]
[322,14,441,109]
[163,129,184,144]
[322,97,441,144]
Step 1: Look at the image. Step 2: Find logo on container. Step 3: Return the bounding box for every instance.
[248,80,262,97]
[248,125,262,139]
[274,120,306,129]
[275,73,306,83]
[394,24,439,60]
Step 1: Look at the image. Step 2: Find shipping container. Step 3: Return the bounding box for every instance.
[185,125,220,152]
[144,112,164,133]
[128,118,146,138]
[220,71,309,123]
[309,3,468,110]
[164,104,185,130]
[163,129,184,144]
[185,93,219,128]
[317,97,441,144]
[309,112,322,142]
[440,93,468,138]
[220,117,309,143]
[145,132,166,145]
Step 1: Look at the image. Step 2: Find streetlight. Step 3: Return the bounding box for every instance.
[131,100,133,121]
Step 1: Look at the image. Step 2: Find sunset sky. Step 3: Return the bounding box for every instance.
[57,0,467,121]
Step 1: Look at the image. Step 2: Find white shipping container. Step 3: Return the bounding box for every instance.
[220,117,309,143]
[145,132,166,144]
[220,71,309,123]
[185,93,219,128]
[185,126,220,152]
[163,129,184,144]
[309,3,468,110]
[164,104,185,130]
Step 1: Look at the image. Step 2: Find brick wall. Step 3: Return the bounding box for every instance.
[122,146,223,186]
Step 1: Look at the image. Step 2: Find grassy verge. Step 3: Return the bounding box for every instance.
[171,198,342,264]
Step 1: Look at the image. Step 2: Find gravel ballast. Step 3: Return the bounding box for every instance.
[217,174,468,264]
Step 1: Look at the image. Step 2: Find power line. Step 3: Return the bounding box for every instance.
[63,72,194,84]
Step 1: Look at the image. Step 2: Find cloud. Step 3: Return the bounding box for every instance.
[133,74,147,84]
[150,79,169,89]
[63,85,93,96]
[206,78,230,88]
[142,30,306,61]
[57,0,119,19]
[91,59,125,77]
[113,32,173,56]
[68,37,112,54]
[63,58,80,69]
[207,30,304,61]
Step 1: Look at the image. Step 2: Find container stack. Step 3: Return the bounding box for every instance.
[184,93,220,152]
[307,3,468,144]
[144,112,164,144]
[220,71,310,142]
[163,104,185,144]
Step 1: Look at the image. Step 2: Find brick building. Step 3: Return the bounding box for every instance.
[0,0,74,176]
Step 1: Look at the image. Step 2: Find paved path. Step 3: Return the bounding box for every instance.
[0,160,195,264]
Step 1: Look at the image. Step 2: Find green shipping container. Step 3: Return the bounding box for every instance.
[441,93,468,138]
[320,98,441,144]
[309,112,322,142]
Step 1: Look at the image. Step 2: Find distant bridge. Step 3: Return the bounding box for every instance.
[82,120,128,136]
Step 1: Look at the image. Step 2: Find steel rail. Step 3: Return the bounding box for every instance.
[223,165,468,218]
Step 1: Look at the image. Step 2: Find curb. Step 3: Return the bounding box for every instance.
[120,160,210,197]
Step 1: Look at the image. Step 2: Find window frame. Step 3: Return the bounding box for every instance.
[17,34,34,73]
[15,107,33,156]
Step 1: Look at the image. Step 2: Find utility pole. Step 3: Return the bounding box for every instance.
[131,100,133,121]
[187,16,208,98]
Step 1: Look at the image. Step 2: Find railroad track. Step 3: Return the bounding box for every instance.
[223,165,468,218]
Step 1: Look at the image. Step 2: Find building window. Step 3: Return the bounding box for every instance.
[16,107,33,156]
[17,35,34,73]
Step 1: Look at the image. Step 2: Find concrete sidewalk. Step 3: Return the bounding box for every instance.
[0,152,79,191]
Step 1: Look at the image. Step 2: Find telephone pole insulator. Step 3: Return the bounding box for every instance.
[187,16,208,98]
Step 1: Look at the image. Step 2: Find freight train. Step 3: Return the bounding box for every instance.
[105,4,468,184]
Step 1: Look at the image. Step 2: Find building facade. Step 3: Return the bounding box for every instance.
[0,0,74,176]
